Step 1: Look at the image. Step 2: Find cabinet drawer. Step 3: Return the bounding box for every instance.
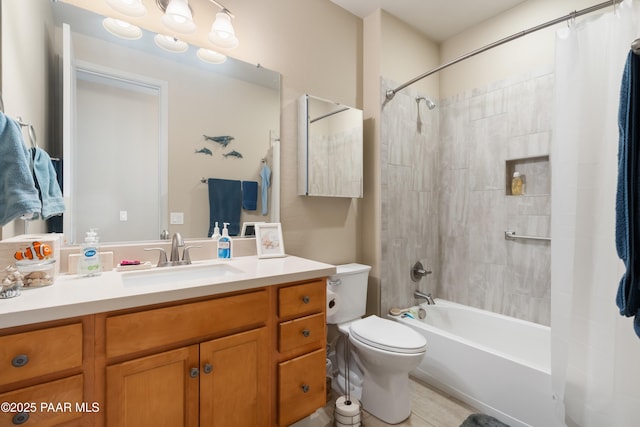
[0,323,83,387]
[106,290,268,358]
[0,374,84,427]
[278,280,325,319]
[106,290,269,357]
[278,313,325,353]
[278,348,326,427]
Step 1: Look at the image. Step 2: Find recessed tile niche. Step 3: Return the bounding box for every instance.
[505,156,550,196]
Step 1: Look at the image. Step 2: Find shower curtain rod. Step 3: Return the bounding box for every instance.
[385,0,623,101]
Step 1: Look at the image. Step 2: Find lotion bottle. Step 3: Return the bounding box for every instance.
[217,223,232,259]
[78,229,101,277]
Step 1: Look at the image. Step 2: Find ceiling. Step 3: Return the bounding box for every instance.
[329,0,529,42]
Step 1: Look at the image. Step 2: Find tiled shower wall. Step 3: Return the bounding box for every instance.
[380,68,553,325]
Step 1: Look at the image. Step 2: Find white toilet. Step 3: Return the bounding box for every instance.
[327,263,427,424]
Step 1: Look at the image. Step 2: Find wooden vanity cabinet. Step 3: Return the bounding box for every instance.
[0,276,329,427]
[101,290,270,427]
[0,317,95,427]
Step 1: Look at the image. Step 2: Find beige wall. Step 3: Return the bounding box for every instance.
[440,0,605,98]
[1,0,55,239]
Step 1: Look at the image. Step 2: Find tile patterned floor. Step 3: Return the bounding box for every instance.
[324,377,476,427]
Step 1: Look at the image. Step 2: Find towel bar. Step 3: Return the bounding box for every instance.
[504,231,551,242]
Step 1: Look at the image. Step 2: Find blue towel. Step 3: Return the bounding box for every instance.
[29,147,64,219]
[207,178,242,236]
[616,51,640,337]
[260,163,271,216]
[46,158,63,233]
[0,112,41,226]
[242,181,258,210]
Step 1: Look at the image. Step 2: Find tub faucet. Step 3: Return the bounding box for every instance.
[414,290,435,305]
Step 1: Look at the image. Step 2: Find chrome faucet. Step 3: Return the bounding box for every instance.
[414,290,435,305]
[145,232,201,267]
[170,232,184,263]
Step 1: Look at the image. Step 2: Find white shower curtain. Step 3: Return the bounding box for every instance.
[552,1,640,426]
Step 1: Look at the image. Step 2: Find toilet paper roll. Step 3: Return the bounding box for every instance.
[335,395,361,425]
[326,289,341,318]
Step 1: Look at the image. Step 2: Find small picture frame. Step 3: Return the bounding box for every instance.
[241,222,264,237]
[255,223,286,258]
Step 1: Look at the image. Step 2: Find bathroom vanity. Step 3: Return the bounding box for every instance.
[0,256,334,427]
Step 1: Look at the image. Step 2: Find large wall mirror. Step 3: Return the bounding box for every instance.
[2,0,281,244]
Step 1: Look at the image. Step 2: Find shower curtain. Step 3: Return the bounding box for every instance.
[551,1,640,426]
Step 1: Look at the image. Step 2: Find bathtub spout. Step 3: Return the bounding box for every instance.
[414,290,435,305]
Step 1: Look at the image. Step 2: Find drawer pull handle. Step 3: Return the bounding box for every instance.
[203,363,213,374]
[190,367,199,378]
[302,295,310,304]
[302,329,311,338]
[301,384,310,393]
[12,412,29,425]
[11,354,29,368]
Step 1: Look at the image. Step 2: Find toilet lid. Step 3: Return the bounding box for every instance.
[349,315,427,354]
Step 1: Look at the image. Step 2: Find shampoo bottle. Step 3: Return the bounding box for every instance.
[217,222,232,259]
[511,172,525,196]
[78,229,101,277]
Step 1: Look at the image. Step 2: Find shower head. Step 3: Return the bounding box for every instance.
[416,96,436,110]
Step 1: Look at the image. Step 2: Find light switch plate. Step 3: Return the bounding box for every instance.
[170,212,184,225]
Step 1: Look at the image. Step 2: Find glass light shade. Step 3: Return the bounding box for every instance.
[154,34,188,53]
[208,12,239,49]
[102,18,143,40]
[161,0,196,34]
[105,0,147,17]
[197,48,227,64]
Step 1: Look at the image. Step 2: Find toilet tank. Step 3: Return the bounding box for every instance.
[326,263,371,324]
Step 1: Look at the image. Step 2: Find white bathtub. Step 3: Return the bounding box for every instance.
[392,299,557,427]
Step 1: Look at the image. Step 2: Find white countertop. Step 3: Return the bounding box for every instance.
[0,255,336,329]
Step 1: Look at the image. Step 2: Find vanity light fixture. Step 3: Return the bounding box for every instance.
[154,34,189,53]
[208,10,238,49]
[160,0,196,34]
[197,48,227,64]
[102,17,143,40]
[105,0,147,17]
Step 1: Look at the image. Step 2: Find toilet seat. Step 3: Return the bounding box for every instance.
[349,315,427,354]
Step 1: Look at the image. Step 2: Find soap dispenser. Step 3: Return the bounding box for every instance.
[217,223,232,259]
[211,222,221,241]
[78,229,101,277]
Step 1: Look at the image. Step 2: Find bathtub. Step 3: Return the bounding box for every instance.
[392,299,557,427]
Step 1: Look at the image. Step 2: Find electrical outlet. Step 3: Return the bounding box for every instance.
[170,212,184,225]
[119,211,128,221]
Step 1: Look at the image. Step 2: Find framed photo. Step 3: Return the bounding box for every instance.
[255,223,286,258]
[241,222,264,237]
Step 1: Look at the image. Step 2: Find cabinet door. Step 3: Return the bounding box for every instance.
[200,327,269,427]
[106,346,199,427]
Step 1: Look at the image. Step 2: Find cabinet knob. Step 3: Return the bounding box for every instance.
[203,363,213,374]
[302,295,310,304]
[189,367,199,378]
[11,354,29,368]
[301,329,310,338]
[301,384,310,393]
[12,412,29,425]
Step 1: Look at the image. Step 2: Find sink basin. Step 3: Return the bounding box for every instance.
[122,263,244,287]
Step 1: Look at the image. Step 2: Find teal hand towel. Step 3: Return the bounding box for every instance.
[242,181,258,211]
[29,147,65,219]
[0,112,41,226]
